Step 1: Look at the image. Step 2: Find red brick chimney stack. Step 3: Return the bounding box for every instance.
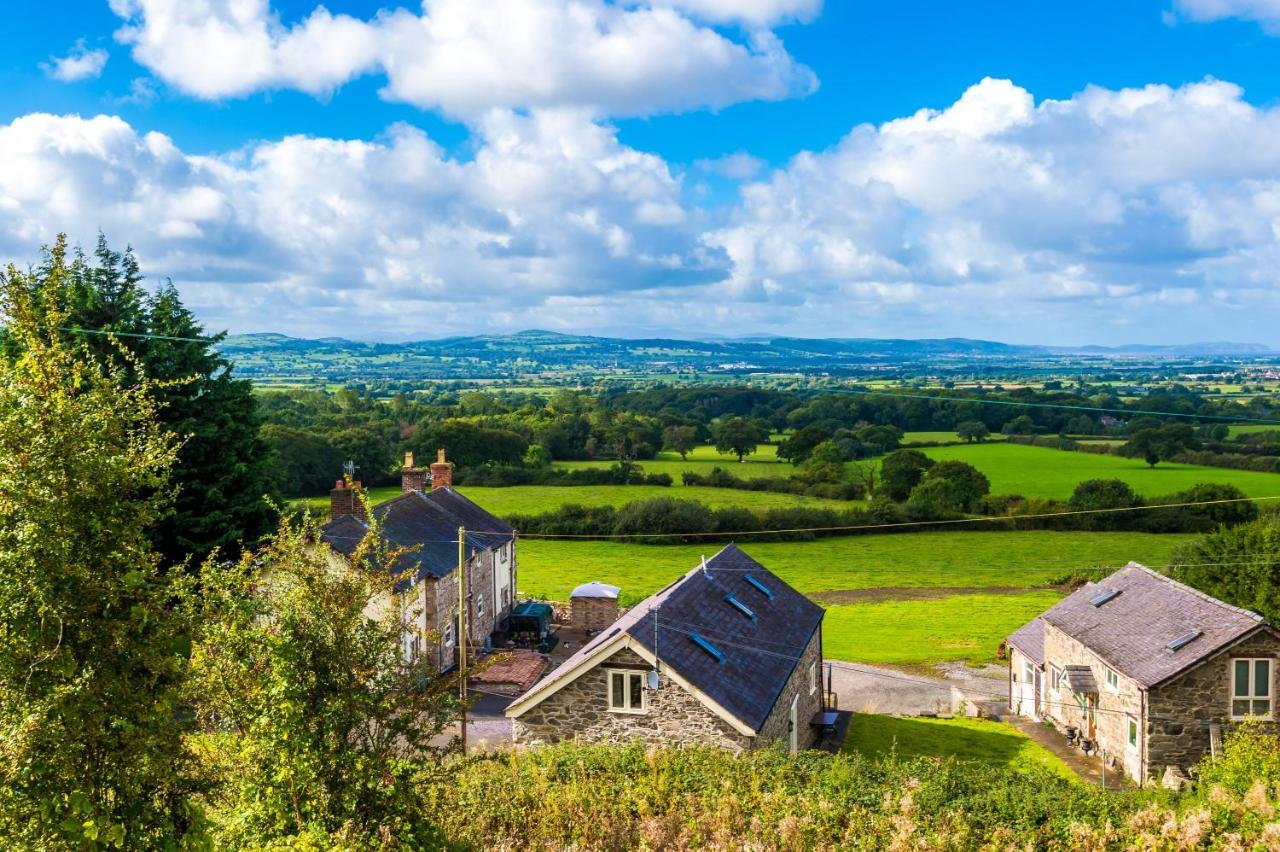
[329,477,367,522]
[401,451,427,494]
[430,449,453,491]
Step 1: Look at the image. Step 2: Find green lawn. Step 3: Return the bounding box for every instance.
[918,442,1280,500]
[517,530,1194,664]
[300,482,851,516]
[823,591,1064,666]
[843,714,1076,779]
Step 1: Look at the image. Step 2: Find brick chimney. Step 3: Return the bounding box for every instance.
[330,478,367,522]
[401,451,427,494]
[430,449,453,491]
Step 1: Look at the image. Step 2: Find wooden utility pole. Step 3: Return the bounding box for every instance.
[458,525,468,754]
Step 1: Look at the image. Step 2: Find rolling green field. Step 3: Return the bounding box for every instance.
[919,442,1280,500]
[902,431,1005,443]
[552,442,795,483]
[518,530,1195,665]
[300,482,850,516]
[843,714,1075,778]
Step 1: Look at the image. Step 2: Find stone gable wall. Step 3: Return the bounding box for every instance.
[1041,622,1146,782]
[755,627,824,751]
[1147,629,1280,778]
[512,647,752,750]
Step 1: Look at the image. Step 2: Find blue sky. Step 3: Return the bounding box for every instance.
[2,1,1280,343]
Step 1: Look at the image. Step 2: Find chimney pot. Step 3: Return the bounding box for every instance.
[430,448,453,491]
[401,450,427,495]
[329,476,367,523]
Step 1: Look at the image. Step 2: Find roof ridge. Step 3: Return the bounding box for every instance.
[1126,562,1265,623]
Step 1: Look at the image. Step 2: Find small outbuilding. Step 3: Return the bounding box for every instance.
[570,581,622,631]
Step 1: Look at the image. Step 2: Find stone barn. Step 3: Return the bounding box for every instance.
[570,581,621,631]
[506,544,826,753]
[1008,562,1280,784]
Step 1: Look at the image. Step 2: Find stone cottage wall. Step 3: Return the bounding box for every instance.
[512,647,752,750]
[1041,623,1146,783]
[755,627,824,750]
[1147,629,1280,778]
[419,546,510,673]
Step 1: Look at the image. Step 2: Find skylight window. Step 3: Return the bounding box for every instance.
[1167,630,1203,652]
[744,575,774,600]
[1090,589,1121,608]
[724,594,756,621]
[690,632,725,664]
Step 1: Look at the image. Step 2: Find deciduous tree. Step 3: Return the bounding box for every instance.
[0,241,203,847]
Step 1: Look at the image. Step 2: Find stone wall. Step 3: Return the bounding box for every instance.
[512,647,751,750]
[755,626,824,751]
[571,596,619,631]
[1147,628,1280,778]
[1041,622,1146,783]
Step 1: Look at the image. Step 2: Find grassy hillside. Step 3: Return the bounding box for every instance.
[518,531,1194,665]
[920,441,1280,499]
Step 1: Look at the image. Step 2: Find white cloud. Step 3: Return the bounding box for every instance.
[0,110,725,338]
[696,151,766,179]
[654,0,822,26]
[4,77,1280,342]
[40,39,109,82]
[708,77,1280,340]
[109,0,817,119]
[1174,0,1280,32]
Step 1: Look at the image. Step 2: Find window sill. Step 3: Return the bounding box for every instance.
[607,707,648,716]
[1230,714,1273,722]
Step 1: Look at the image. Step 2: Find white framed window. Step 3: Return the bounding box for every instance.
[1231,658,1274,719]
[1126,717,1139,752]
[1022,661,1035,684]
[1050,665,1063,693]
[607,669,648,714]
[443,622,455,648]
[1104,666,1120,692]
[809,662,818,695]
[408,634,422,661]
[476,595,486,619]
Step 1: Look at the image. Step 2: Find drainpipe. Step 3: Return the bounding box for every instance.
[1140,688,1147,786]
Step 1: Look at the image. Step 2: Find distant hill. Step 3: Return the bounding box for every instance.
[218,331,1275,385]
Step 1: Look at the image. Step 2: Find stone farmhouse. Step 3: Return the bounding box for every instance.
[1007,562,1279,784]
[506,544,826,752]
[321,451,517,673]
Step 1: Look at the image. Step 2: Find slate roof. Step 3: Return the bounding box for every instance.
[1007,618,1045,666]
[320,488,513,587]
[509,544,825,733]
[1017,562,1269,688]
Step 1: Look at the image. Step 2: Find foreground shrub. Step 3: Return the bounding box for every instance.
[416,742,1280,851]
